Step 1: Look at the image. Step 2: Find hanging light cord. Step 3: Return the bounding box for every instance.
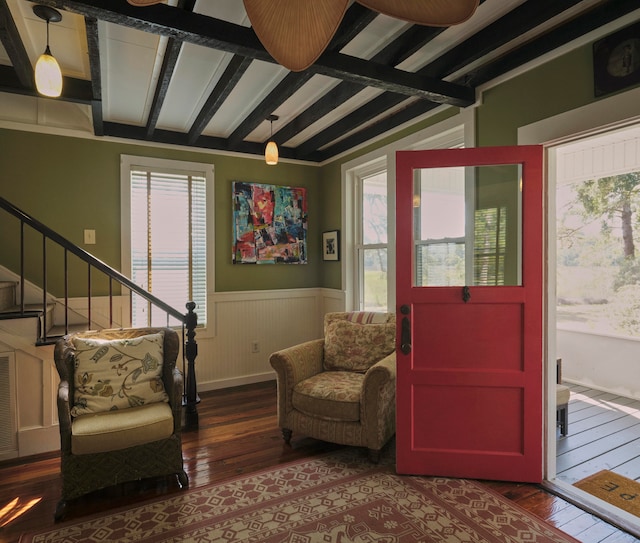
[45,19,51,54]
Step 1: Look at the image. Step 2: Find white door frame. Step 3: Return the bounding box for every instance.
[519,85,640,526]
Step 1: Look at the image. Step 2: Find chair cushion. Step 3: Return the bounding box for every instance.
[292,372,364,422]
[71,332,169,416]
[71,402,174,455]
[557,384,570,406]
[323,319,395,372]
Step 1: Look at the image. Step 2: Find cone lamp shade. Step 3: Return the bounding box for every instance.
[265,140,278,165]
[33,5,63,98]
[35,47,62,97]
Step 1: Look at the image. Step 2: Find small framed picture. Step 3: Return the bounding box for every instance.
[593,21,640,97]
[322,230,340,261]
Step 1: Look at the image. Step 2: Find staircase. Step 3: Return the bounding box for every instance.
[0,195,201,440]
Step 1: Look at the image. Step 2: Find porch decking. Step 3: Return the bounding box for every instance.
[556,383,640,484]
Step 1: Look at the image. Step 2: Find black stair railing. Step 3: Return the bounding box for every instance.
[0,196,199,428]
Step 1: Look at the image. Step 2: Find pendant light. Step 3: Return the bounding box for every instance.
[33,5,63,98]
[265,115,279,165]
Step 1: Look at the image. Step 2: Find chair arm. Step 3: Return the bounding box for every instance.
[361,352,397,448]
[57,380,73,454]
[269,339,324,419]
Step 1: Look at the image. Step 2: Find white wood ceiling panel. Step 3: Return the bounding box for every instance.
[156,43,235,132]
[200,59,288,139]
[286,86,384,148]
[245,74,341,145]
[102,23,160,125]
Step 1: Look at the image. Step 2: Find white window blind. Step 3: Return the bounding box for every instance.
[130,168,207,327]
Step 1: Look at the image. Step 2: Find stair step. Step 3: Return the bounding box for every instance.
[0,281,17,312]
[0,303,55,318]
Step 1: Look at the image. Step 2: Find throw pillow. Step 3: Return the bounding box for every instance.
[70,332,169,416]
[323,319,396,372]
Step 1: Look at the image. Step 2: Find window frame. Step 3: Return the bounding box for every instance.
[120,155,214,334]
[341,109,474,312]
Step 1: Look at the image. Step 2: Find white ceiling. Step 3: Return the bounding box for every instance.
[1,0,638,161]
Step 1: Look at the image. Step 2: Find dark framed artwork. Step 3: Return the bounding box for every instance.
[322,230,339,261]
[593,21,640,97]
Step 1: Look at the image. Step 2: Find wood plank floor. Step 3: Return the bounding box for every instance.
[557,383,640,485]
[0,381,638,543]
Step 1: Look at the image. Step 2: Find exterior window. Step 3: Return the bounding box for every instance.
[356,171,388,311]
[474,207,507,285]
[122,157,210,327]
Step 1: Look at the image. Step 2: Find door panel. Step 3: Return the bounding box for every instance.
[396,146,543,483]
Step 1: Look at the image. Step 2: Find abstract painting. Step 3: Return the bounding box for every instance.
[232,182,307,264]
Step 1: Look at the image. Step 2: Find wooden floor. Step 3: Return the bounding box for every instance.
[557,383,640,485]
[1,381,639,543]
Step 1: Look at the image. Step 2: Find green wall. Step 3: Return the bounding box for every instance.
[0,130,321,295]
[0,39,618,295]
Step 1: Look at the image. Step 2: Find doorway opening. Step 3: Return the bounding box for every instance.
[547,122,640,531]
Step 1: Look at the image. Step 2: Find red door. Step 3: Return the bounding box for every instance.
[395,146,543,482]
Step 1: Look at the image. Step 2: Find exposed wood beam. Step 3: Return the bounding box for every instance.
[35,0,473,106]
[145,37,181,138]
[103,121,299,160]
[296,93,409,157]
[274,24,445,145]
[0,0,34,89]
[294,0,602,160]
[0,64,93,102]
[227,3,378,148]
[420,0,585,79]
[314,51,473,106]
[187,55,252,145]
[145,0,193,138]
[84,17,103,136]
[314,0,640,162]
[467,0,640,87]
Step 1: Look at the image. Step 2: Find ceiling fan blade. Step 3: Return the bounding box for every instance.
[243,0,349,72]
[126,0,163,5]
[356,0,479,26]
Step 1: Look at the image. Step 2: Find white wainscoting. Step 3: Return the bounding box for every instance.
[196,288,345,391]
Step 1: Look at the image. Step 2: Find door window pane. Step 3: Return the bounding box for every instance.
[413,164,521,287]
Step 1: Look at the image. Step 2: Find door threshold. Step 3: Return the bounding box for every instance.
[542,479,640,539]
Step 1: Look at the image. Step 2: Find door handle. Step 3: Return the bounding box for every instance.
[400,304,411,355]
[462,286,471,303]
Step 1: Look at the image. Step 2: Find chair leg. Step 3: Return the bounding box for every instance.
[557,406,568,436]
[282,428,292,445]
[178,470,189,488]
[54,499,67,522]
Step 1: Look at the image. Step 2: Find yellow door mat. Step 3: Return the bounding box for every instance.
[575,470,640,517]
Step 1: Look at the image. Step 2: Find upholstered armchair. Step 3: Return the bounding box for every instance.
[270,312,396,462]
[54,327,188,520]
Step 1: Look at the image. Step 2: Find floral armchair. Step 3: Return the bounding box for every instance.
[53,327,188,520]
[269,311,396,462]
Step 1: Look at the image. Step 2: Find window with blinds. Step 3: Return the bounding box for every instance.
[129,167,207,327]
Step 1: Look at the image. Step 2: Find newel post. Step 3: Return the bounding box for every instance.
[184,301,199,428]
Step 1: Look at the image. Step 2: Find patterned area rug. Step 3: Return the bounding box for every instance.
[21,450,579,543]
